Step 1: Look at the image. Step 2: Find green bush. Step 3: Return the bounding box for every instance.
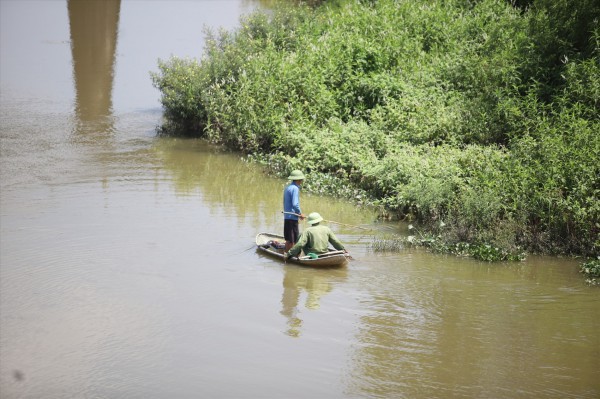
[152,0,600,259]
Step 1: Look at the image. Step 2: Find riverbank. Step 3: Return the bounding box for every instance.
[151,0,599,264]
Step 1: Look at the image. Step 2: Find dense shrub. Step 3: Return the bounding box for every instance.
[152,0,600,258]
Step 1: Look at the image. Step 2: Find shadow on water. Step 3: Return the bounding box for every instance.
[68,0,120,136]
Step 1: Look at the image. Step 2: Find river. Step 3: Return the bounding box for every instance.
[1,1,598,398]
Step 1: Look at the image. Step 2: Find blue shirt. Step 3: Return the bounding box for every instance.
[283,182,302,220]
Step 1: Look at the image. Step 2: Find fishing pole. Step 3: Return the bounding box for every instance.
[281,211,372,231]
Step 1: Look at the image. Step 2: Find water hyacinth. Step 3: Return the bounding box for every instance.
[580,258,600,285]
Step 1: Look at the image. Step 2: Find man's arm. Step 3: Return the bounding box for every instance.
[328,230,345,251]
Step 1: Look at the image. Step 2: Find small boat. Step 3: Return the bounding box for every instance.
[255,232,349,267]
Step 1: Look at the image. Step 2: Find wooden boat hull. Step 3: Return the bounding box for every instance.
[255,232,349,267]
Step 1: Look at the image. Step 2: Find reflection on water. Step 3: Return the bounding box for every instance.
[152,137,379,233]
[280,266,348,337]
[68,0,120,134]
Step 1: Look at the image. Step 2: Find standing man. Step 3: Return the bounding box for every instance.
[283,170,306,252]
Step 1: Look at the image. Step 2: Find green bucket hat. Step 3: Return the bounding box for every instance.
[287,170,305,180]
[307,212,323,225]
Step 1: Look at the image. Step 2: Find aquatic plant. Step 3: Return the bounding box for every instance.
[372,224,525,262]
[580,257,600,285]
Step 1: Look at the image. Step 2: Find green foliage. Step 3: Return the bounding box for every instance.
[151,58,207,134]
[580,257,600,285]
[468,244,525,262]
[152,0,600,260]
[517,0,600,99]
[581,258,600,277]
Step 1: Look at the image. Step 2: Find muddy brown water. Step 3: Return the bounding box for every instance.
[1,1,598,398]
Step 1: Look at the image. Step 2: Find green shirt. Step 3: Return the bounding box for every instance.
[287,224,345,257]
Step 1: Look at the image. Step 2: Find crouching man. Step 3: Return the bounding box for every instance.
[284,212,347,259]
